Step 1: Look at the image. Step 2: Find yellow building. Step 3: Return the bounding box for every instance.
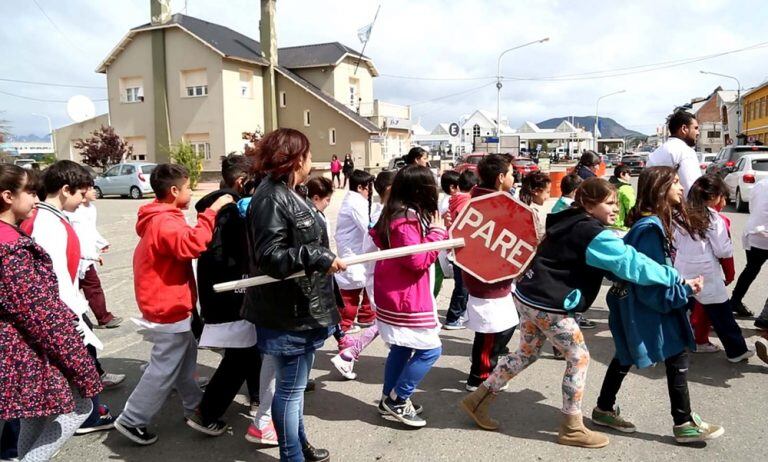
[743,81,768,144]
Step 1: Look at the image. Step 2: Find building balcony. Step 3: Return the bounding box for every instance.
[358,99,411,120]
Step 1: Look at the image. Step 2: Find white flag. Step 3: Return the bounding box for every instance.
[357,23,373,44]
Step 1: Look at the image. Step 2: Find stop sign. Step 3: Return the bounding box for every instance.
[449,191,538,283]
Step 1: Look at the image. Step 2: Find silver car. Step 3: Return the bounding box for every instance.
[94,162,156,199]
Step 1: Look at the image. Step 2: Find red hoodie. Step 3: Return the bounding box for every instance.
[133,201,217,323]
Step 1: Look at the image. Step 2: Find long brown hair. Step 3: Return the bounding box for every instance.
[686,174,730,240]
[627,166,694,244]
[374,165,438,249]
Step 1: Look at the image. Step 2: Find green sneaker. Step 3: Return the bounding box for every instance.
[591,406,636,433]
[673,413,724,444]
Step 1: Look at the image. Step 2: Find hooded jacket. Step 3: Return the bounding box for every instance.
[608,176,636,230]
[133,201,216,324]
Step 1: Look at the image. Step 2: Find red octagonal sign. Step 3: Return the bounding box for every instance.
[449,191,538,283]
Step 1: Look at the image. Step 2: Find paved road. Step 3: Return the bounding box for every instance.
[56,184,766,462]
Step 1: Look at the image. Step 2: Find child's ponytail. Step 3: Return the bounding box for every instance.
[686,174,730,240]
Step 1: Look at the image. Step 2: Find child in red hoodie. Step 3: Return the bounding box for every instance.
[114,164,232,446]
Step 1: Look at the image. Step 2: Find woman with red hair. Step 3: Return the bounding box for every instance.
[241,128,345,462]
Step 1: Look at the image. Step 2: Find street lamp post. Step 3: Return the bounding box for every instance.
[594,90,626,152]
[700,70,742,142]
[496,37,549,154]
[32,113,58,159]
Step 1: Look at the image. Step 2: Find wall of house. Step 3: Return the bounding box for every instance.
[53,114,110,162]
[221,60,265,157]
[332,57,374,108]
[290,66,335,96]
[744,84,768,144]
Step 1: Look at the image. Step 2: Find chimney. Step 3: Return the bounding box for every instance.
[151,0,172,25]
[260,0,278,132]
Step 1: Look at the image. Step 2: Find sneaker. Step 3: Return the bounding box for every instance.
[302,443,330,462]
[673,413,724,443]
[378,395,423,415]
[732,302,754,318]
[442,320,465,330]
[249,401,259,417]
[304,378,316,393]
[114,418,158,445]
[95,316,123,329]
[100,372,126,389]
[381,396,426,427]
[694,342,722,353]
[465,383,478,392]
[756,339,768,365]
[75,405,116,434]
[185,413,227,436]
[591,406,636,433]
[330,354,357,380]
[754,318,768,331]
[726,348,755,363]
[245,421,279,446]
[345,325,362,335]
[578,317,598,329]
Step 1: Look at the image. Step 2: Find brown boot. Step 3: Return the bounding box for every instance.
[558,412,609,448]
[459,383,499,430]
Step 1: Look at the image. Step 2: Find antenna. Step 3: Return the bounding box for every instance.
[66,95,96,122]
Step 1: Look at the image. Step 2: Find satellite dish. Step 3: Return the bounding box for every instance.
[67,95,96,122]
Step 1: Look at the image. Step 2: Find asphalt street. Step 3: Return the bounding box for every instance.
[54,178,767,462]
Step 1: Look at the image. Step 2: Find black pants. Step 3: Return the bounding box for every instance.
[703,300,749,359]
[445,263,468,324]
[467,326,516,387]
[198,346,262,423]
[731,247,768,305]
[0,419,19,459]
[597,352,692,425]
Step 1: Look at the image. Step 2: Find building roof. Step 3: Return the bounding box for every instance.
[278,42,377,75]
[742,80,768,99]
[717,90,738,104]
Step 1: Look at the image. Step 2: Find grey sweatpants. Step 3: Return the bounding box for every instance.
[118,330,202,428]
[17,395,92,462]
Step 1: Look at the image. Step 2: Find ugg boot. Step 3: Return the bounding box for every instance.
[558,412,609,448]
[459,383,499,430]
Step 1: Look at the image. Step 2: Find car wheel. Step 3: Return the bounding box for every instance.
[94,187,103,199]
[130,186,142,200]
[735,188,749,213]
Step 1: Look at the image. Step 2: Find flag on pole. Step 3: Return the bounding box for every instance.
[357,23,373,44]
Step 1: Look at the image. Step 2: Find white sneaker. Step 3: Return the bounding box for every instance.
[331,354,357,380]
[727,348,755,363]
[694,342,721,353]
[101,372,126,389]
[345,325,362,335]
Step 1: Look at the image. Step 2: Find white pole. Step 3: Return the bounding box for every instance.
[32,113,56,158]
[214,238,466,293]
[594,90,625,151]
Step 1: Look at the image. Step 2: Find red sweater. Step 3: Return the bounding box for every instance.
[133,202,216,323]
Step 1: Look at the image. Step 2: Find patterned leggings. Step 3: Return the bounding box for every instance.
[17,395,92,461]
[484,301,590,415]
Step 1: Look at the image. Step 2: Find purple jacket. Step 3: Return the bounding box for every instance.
[370,211,447,328]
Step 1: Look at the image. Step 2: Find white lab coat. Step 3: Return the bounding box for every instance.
[647,137,702,194]
[673,208,732,304]
[65,203,110,278]
[334,191,373,290]
[742,178,768,251]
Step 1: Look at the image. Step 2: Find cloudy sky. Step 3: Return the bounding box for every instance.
[2,0,767,138]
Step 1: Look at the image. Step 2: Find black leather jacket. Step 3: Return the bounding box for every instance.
[241,178,341,331]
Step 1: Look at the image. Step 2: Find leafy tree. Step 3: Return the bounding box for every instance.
[168,141,203,189]
[74,126,132,170]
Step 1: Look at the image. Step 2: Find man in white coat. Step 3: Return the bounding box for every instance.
[647,111,701,194]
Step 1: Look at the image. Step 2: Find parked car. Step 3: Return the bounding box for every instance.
[512,157,539,176]
[723,153,768,212]
[698,152,717,173]
[13,159,39,170]
[386,156,406,171]
[617,154,647,175]
[94,162,156,199]
[454,153,487,174]
[603,152,621,167]
[706,145,768,179]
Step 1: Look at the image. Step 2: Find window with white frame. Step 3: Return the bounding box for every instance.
[348,77,359,108]
[186,133,212,160]
[472,124,481,138]
[279,91,287,107]
[304,110,311,127]
[181,69,208,98]
[239,69,253,98]
[125,136,148,161]
[329,128,336,145]
[119,76,143,103]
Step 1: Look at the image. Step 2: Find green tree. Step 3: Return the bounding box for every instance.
[168,141,204,189]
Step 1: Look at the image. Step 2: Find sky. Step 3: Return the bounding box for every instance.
[2,0,767,138]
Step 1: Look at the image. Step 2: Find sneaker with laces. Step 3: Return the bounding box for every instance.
[726,348,755,363]
[732,302,754,318]
[75,404,116,434]
[114,418,158,445]
[578,317,598,329]
[330,354,357,380]
[378,395,423,416]
[694,342,721,353]
[382,396,426,427]
[245,421,279,446]
[756,339,768,365]
[186,413,227,436]
[249,401,259,417]
[95,316,123,329]
[100,372,126,389]
[442,320,465,330]
[673,413,724,443]
[591,406,636,433]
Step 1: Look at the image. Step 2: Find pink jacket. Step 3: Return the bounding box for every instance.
[370,211,447,328]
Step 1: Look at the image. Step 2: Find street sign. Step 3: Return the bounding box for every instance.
[449,122,460,137]
[449,191,538,283]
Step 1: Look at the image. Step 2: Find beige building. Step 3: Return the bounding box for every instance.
[54,13,411,172]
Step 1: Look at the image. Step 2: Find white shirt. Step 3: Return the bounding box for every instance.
[465,293,520,333]
[334,191,374,289]
[647,137,701,194]
[743,178,768,251]
[65,203,109,278]
[673,209,732,304]
[438,194,450,216]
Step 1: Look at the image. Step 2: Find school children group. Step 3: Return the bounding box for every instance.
[1,121,767,461]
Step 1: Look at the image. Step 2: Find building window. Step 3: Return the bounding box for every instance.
[191,141,212,160]
[329,128,336,145]
[181,69,208,98]
[707,130,721,139]
[280,91,287,107]
[239,69,253,98]
[473,124,481,138]
[304,110,311,127]
[131,154,147,161]
[126,87,141,102]
[119,76,143,103]
[348,77,359,108]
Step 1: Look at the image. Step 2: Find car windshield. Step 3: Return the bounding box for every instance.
[733,146,768,163]
[464,156,482,165]
[513,159,533,165]
[703,154,716,162]
[752,159,768,171]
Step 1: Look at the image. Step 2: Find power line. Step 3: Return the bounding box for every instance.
[380,74,495,82]
[410,82,496,106]
[31,0,87,54]
[0,77,106,90]
[0,89,107,103]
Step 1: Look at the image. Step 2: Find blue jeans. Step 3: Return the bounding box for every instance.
[445,263,468,324]
[383,345,442,400]
[272,351,315,462]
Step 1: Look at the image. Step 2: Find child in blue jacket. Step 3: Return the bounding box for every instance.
[593,166,724,444]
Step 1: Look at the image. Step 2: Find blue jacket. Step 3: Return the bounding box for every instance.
[606,216,694,368]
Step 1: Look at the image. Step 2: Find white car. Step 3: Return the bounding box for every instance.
[698,152,716,173]
[723,153,768,212]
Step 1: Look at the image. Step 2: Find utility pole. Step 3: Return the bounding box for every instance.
[150,0,172,162]
[260,0,278,133]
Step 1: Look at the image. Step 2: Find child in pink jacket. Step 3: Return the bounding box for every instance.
[370,165,447,428]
